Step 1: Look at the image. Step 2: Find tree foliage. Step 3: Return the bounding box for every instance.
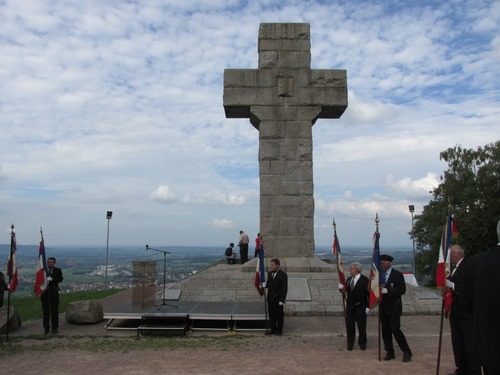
[413,140,500,285]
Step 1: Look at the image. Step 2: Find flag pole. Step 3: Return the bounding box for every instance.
[375,214,381,362]
[333,218,348,347]
[436,205,452,375]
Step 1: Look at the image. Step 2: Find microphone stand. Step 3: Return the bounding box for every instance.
[145,245,177,310]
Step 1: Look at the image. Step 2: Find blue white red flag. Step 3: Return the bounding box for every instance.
[333,232,346,291]
[368,231,383,309]
[34,234,48,296]
[254,243,265,296]
[7,227,18,292]
[436,213,458,289]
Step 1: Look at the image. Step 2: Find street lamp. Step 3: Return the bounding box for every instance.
[408,205,416,280]
[105,211,113,290]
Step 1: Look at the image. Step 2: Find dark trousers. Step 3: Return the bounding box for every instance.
[268,301,284,334]
[239,244,248,264]
[450,316,480,374]
[346,305,367,348]
[381,313,411,354]
[41,290,60,332]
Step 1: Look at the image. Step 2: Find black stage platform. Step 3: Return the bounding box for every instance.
[104,301,268,332]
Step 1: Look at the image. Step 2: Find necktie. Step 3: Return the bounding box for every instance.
[350,277,355,290]
[272,272,276,279]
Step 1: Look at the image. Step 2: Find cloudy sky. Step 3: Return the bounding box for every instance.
[1,0,498,249]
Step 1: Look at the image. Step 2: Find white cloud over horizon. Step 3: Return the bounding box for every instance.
[0,0,498,251]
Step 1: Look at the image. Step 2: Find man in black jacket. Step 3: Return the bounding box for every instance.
[339,262,369,351]
[380,254,412,362]
[463,220,500,375]
[265,258,287,336]
[41,257,64,334]
[447,245,480,375]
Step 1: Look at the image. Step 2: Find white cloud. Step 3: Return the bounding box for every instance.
[150,185,176,203]
[182,192,246,206]
[212,218,234,229]
[386,173,440,198]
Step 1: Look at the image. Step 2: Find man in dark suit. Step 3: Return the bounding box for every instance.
[379,254,412,362]
[339,262,369,350]
[265,258,288,336]
[463,220,500,375]
[41,257,63,334]
[447,245,480,375]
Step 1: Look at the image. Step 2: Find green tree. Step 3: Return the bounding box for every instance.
[413,141,500,286]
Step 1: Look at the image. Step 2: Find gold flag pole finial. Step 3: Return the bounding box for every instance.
[375,213,380,231]
[332,217,336,232]
[40,226,44,240]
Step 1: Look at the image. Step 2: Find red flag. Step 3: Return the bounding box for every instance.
[436,213,454,288]
[368,231,383,309]
[333,232,346,291]
[34,235,48,296]
[7,226,18,292]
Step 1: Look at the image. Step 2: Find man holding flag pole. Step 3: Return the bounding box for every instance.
[37,230,64,335]
[368,213,412,363]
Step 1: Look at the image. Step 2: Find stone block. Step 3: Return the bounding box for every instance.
[259,121,286,139]
[0,306,22,333]
[261,175,282,195]
[65,299,103,325]
[260,140,280,160]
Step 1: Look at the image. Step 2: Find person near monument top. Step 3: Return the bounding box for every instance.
[41,256,63,334]
[462,219,500,375]
[446,245,480,375]
[238,230,249,264]
[225,242,237,264]
[338,262,369,351]
[379,254,413,362]
[254,233,261,258]
[265,258,288,336]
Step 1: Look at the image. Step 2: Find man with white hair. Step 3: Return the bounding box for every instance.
[339,262,369,351]
[447,245,479,375]
[463,219,500,375]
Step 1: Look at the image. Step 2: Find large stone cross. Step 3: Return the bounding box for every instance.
[223,23,347,258]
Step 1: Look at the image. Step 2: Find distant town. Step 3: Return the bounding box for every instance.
[0,244,416,298]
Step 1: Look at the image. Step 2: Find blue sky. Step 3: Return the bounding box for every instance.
[0,0,498,248]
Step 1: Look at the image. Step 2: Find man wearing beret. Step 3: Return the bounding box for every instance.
[379,254,413,362]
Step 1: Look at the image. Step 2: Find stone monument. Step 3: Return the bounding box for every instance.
[224,23,347,258]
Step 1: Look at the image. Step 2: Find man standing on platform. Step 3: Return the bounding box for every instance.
[339,262,369,351]
[447,245,480,375]
[379,254,413,362]
[265,258,288,336]
[41,257,63,334]
[238,230,249,264]
[463,220,500,375]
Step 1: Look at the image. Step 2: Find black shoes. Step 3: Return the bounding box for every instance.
[360,345,367,351]
[383,352,395,361]
[402,351,413,362]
